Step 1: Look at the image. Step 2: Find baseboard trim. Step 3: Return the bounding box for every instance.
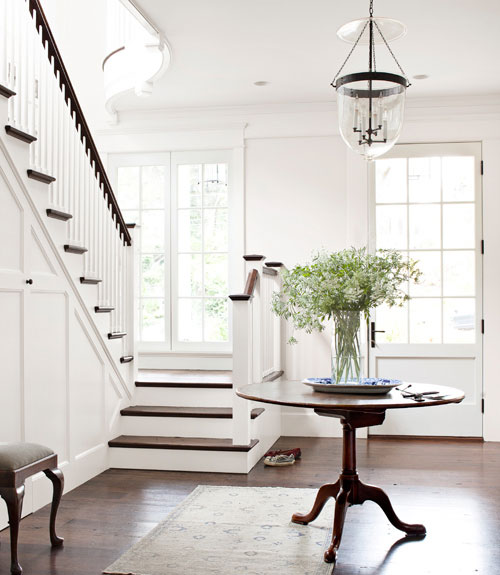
[369,434,484,442]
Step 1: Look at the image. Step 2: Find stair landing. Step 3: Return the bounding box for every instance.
[135,369,233,388]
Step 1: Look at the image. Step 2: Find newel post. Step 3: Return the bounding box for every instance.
[229,255,264,445]
[124,224,139,388]
[230,297,253,445]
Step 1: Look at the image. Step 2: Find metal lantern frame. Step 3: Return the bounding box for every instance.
[332,0,410,151]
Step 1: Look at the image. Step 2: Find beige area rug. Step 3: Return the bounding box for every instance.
[104,485,335,575]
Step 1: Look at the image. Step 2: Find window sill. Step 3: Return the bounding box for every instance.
[139,349,232,357]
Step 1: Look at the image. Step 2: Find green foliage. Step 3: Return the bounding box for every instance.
[272,248,421,343]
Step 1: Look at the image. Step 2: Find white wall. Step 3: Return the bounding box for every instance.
[41,0,110,130]
[94,95,500,441]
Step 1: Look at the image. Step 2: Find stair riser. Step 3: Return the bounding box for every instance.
[134,387,234,407]
[109,447,249,473]
[120,416,239,438]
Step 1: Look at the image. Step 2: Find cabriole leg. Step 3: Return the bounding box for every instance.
[43,468,64,546]
[0,485,25,575]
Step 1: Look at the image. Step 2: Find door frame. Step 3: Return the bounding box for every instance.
[367,141,483,437]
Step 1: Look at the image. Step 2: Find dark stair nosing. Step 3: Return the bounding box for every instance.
[95,306,114,313]
[0,85,16,99]
[27,169,56,184]
[135,380,233,389]
[120,406,265,419]
[80,277,102,284]
[46,208,72,221]
[108,435,259,452]
[243,254,265,261]
[228,294,252,301]
[120,355,134,364]
[108,332,126,339]
[64,244,88,254]
[5,125,37,143]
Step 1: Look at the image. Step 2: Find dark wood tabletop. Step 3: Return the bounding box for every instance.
[236,381,464,411]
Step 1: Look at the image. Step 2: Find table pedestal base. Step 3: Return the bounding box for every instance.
[291,409,426,565]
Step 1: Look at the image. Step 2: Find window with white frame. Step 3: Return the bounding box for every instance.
[110,151,231,352]
[174,163,229,346]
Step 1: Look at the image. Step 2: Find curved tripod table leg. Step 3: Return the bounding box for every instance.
[291,480,340,525]
[357,481,426,536]
[324,486,351,564]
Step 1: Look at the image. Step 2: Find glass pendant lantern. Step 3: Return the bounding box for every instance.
[332,1,410,160]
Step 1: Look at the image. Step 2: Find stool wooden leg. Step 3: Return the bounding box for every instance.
[43,468,64,547]
[0,485,25,575]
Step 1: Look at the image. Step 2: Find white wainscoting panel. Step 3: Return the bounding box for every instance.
[71,311,106,458]
[25,291,69,462]
[0,120,133,531]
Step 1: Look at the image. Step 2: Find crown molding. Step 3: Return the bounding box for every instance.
[93,94,500,138]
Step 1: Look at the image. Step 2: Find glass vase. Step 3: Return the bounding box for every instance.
[331,311,363,384]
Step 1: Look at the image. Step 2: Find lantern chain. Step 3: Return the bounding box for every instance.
[331,20,368,87]
[373,20,411,85]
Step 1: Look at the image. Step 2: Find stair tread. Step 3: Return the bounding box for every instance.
[108,332,126,339]
[108,435,259,452]
[46,208,72,221]
[136,369,232,389]
[64,244,88,254]
[121,406,265,419]
[27,169,56,184]
[0,85,16,99]
[5,125,37,143]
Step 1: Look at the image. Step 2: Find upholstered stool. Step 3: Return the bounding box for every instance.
[0,443,64,574]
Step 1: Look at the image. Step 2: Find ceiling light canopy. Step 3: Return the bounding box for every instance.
[331,0,410,160]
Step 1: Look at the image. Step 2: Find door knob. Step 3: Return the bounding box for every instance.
[26,279,33,285]
[370,321,385,348]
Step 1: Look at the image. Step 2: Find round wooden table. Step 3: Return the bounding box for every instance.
[237,381,464,566]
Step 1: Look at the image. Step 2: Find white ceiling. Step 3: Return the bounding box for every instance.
[114,0,500,112]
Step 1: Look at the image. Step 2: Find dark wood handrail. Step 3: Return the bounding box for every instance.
[244,269,258,295]
[27,0,132,246]
[228,269,258,301]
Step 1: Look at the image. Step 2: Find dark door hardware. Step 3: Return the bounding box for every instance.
[26,279,33,285]
[370,321,385,348]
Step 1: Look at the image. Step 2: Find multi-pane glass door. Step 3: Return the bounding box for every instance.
[368,142,483,437]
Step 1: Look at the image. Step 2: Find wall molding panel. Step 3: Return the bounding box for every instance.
[0,122,134,529]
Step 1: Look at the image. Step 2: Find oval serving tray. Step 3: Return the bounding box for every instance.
[302,377,401,395]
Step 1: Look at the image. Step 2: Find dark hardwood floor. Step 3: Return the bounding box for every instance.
[1,436,499,574]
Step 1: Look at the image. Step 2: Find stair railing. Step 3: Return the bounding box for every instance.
[0,0,133,341]
[229,255,284,445]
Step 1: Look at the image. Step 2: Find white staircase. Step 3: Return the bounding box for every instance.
[0,0,284,478]
[109,370,276,474]
[107,256,285,474]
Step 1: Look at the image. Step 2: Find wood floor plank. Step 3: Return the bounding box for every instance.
[1,437,499,575]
